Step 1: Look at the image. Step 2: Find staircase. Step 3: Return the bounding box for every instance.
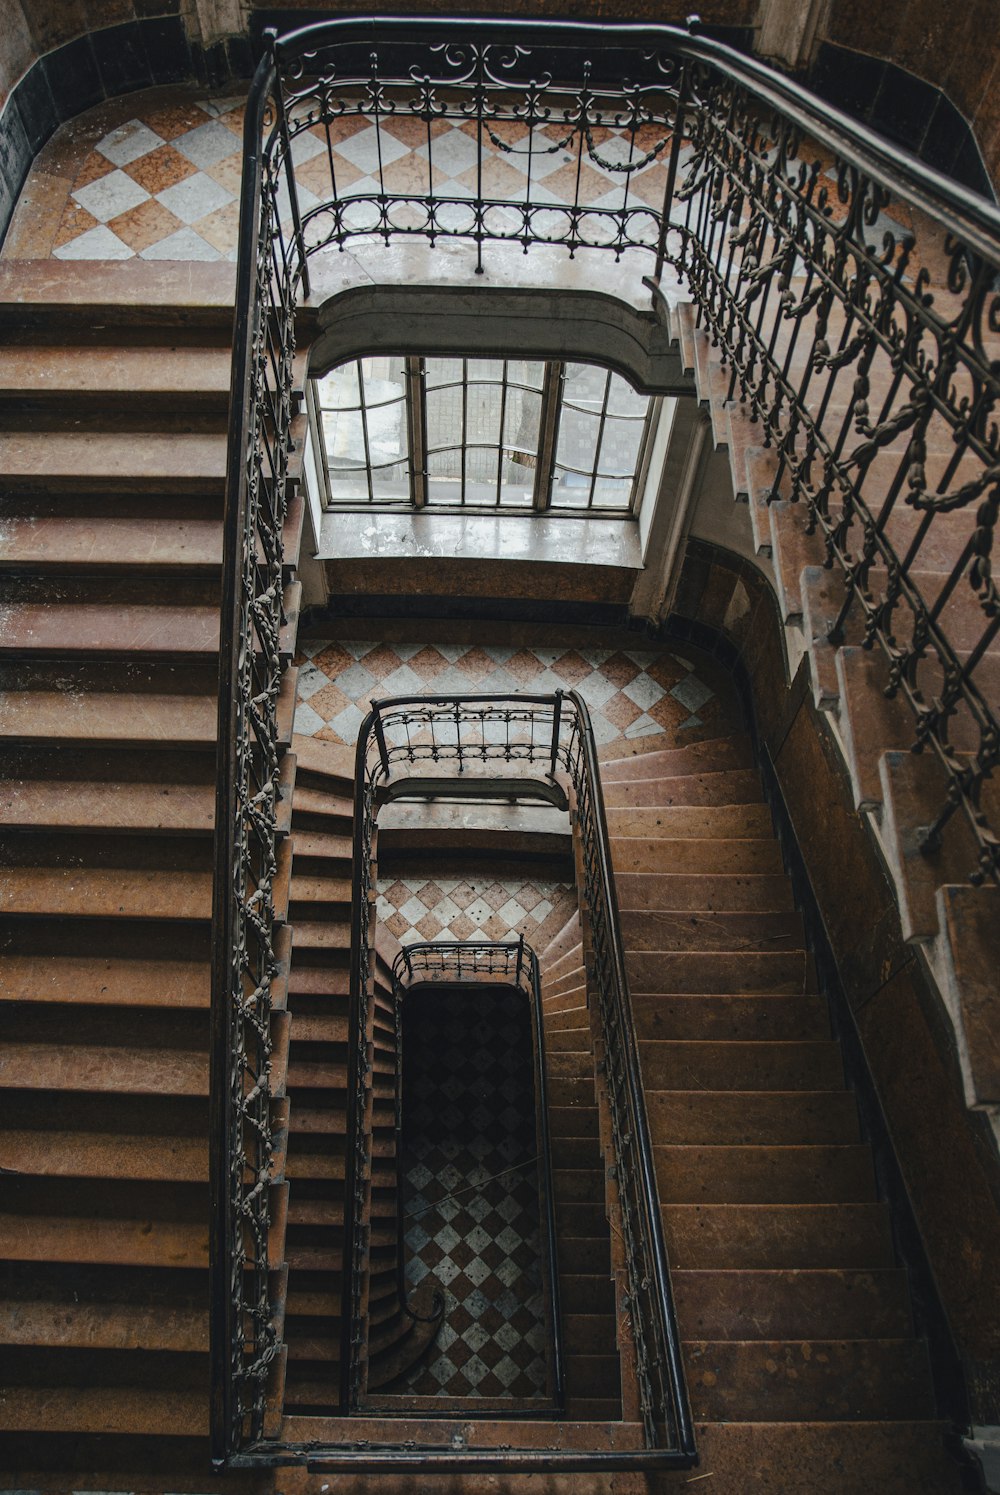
[0,263,298,1453]
[587,727,964,1490]
[673,297,1000,1129]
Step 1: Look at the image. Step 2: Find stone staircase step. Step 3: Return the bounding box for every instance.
[600,767,762,806]
[0,430,226,492]
[627,950,810,994]
[599,734,754,779]
[611,836,784,875]
[605,803,774,839]
[662,1203,895,1269]
[0,955,210,1007]
[653,1144,876,1204]
[646,1090,861,1145]
[620,908,803,951]
[672,1268,912,1340]
[0,343,232,412]
[614,870,795,911]
[640,1040,843,1090]
[0,779,215,834]
[631,994,830,1042]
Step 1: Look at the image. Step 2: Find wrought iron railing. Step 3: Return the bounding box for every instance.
[213,11,1000,1464]
[391,937,565,1411]
[344,693,693,1466]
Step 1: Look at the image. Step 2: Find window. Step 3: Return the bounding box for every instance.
[311,356,655,516]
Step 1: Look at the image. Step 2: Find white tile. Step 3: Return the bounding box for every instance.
[434,896,461,925]
[330,702,367,741]
[575,669,618,708]
[343,639,380,659]
[292,701,325,737]
[72,169,150,224]
[399,896,429,924]
[156,171,233,224]
[299,637,330,658]
[333,662,377,699]
[196,95,243,116]
[97,119,164,166]
[140,228,221,262]
[623,672,666,710]
[671,674,715,713]
[332,124,409,175]
[435,643,467,662]
[380,663,424,696]
[419,127,480,178]
[290,129,326,166]
[53,225,134,260]
[295,663,331,700]
[174,118,246,169]
[625,712,661,739]
[532,898,553,922]
[588,711,621,746]
[497,898,527,926]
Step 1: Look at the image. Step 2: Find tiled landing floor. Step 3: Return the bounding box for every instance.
[396,986,549,1401]
[377,874,574,950]
[294,635,729,750]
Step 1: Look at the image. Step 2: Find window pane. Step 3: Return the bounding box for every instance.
[320,357,410,504]
[606,371,648,417]
[467,380,503,451]
[427,449,463,504]
[597,414,645,479]
[556,405,600,474]
[425,356,462,390]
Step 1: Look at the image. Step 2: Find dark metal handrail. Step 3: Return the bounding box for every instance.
[342,693,694,1466]
[391,937,565,1411]
[213,12,1000,1464]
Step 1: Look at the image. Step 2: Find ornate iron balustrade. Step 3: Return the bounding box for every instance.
[214,12,1000,1465]
[345,693,694,1466]
[391,937,565,1411]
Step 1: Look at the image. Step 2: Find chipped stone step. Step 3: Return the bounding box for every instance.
[548,1050,595,1080]
[599,733,753,779]
[0,1384,208,1436]
[631,994,830,1042]
[605,803,774,839]
[627,950,810,994]
[640,1039,843,1090]
[0,1212,210,1270]
[684,1338,933,1422]
[0,1298,208,1353]
[554,1237,612,1276]
[724,398,768,500]
[548,1105,600,1140]
[745,445,781,556]
[0,955,211,1008]
[0,1129,207,1184]
[0,779,215,835]
[543,983,589,1014]
[620,908,803,952]
[289,874,353,915]
[544,942,585,984]
[661,1202,895,1269]
[0,866,213,921]
[647,1089,861,1145]
[290,783,353,827]
[0,1042,208,1097]
[290,830,354,872]
[0,260,238,332]
[543,1001,589,1031]
[672,1268,912,1341]
[770,499,828,625]
[0,431,227,493]
[654,1143,875,1204]
[615,871,795,912]
[600,767,762,807]
[879,749,999,943]
[0,602,221,659]
[611,837,784,875]
[0,516,225,574]
[0,343,233,413]
[0,669,299,750]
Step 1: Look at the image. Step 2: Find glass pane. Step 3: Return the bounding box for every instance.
[512,361,546,391]
[550,466,593,507]
[426,449,463,504]
[595,414,644,478]
[606,371,647,417]
[562,361,608,410]
[468,358,504,381]
[556,405,600,473]
[503,386,541,459]
[426,384,465,453]
[316,360,361,410]
[425,356,462,390]
[467,380,503,451]
[591,473,634,507]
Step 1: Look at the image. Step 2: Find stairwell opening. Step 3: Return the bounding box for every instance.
[378,979,558,1410]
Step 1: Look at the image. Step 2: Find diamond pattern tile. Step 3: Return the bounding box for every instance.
[394,987,550,1400]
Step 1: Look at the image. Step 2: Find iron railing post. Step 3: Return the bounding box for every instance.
[265,28,311,300]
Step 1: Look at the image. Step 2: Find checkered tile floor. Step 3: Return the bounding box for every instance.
[395,987,550,1401]
[295,637,719,750]
[377,875,572,949]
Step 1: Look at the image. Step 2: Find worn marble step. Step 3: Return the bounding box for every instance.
[0,431,227,493]
[611,836,784,875]
[543,1001,589,1031]
[640,1039,843,1090]
[600,767,762,806]
[605,803,774,839]
[631,994,830,1042]
[543,983,589,1014]
[627,950,811,994]
[0,866,213,921]
[620,908,803,951]
[0,954,211,1008]
[662,1203,894,1270]
[0,1384,208,1436]
[0,343,233,413]
[0,670,298,750]
[0,1297,208,1353]
[653,1144,876,1204]
[614,870,795,912]
[647,1089,861,1145]
[600,734,754,780]
[0,1129,208,1184]
[672,1268,912,1340]
[0,779,216,835]
[683,1338,934,1422]
[0,1212,210,1270]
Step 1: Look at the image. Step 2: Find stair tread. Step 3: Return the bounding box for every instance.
[0,865,212,919]
[0,516,223,570]
[1,604,220,656]
[0,778,215,832]
[0,955,210,1006]
[0,1042,207,1095]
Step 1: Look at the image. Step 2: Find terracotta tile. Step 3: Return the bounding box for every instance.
[312,643,355,678]
[123,143,198,194]
[52,199,100,250]
[192,200,240,256]
[543,159,613,209]
[308,681,352,721]
[380,153,447,196]
[455,646,495,682]
[415,911,443,939]
[448,912,476,940]
[647,653,686,689]
[481,881,511,912]
[218,105,249,137]
[600,650,642,688]
[381,112,451,149]
[359,643,403,680]
[382,879,411,909]
[450,880,476,910]
[203,152,243,197]
[107,198,184,254]
[504,649,545,683]
[314,111,371,146]
[383,909,411,940]
[552,650,592,685]
[648,693,688,730]
[144,102,215,142]
[74,149,116,190]
[405,645,447,679]
[602,691,643,731]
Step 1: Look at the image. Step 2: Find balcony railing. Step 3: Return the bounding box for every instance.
[212,11,1000,1467]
